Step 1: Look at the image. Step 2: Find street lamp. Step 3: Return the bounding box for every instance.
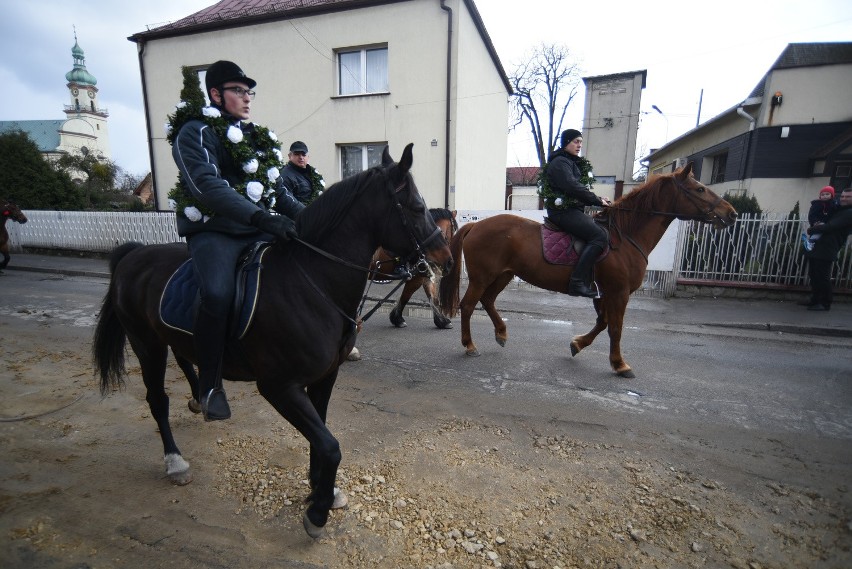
[652,105,669,144]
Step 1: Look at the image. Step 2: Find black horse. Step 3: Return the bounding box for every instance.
[93,144,452,537]
[1,200,28,270]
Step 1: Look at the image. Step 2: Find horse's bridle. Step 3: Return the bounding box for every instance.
[597,174,727,261]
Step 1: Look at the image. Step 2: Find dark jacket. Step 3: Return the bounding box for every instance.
[172,119,301,236]
[809,204,852,261]
[807,198,839,227]
[544,150,604,210]
[279,162,314,205]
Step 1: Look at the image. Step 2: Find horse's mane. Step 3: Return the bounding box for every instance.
[602,172,672,235]
[430,208,457,231]
[297,167,381,244]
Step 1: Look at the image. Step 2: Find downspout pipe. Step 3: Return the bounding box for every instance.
[134,38,160,210]
[736,106,756,188]
[440,0,452,209]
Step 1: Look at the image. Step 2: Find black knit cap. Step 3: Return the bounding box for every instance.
[205,60,256,94]
[560,129,582,148]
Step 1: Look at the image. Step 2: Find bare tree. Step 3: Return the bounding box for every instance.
[509,43,582,168]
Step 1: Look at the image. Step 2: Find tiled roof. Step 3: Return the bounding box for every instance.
[0,120,64,152]
[748,42,852,99]
[506,166,541,186]
[134,0,409,37]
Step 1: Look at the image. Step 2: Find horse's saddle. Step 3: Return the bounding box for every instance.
[541,218,609,265]
[159,242,270,339]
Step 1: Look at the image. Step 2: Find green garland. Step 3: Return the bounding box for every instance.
[165,101,284,221]
[538,155,596,209]
[305,164,326,205]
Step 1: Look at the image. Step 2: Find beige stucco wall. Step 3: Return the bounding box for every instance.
[582,73,644,184]
[452,3,510,210]
[140,0,508,212]
[760,63,852,126]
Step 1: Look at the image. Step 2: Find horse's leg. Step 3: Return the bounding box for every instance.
[173,351,201,414]
[306,371,348,510]
[479,273,513,347]
[0,239,9,270]
[389,278,419,328]
[458,280,487,356]
[128,337,192,485]
[602,294,634,378]
[257,378,341,538]
[570,297,607,357]
[425,280,452,329]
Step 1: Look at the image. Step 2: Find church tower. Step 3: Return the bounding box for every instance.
[61,31,110,159]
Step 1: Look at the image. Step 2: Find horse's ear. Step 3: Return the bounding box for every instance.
[381,145,393,167]
[398,143,414,174]
[451,210,457,219]
[675,162,692,182]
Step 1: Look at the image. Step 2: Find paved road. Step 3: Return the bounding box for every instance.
[2,259,851,568]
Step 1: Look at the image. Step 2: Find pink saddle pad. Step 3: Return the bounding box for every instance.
[541,223,609,265]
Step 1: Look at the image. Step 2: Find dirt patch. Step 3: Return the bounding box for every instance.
[1,309,850,568]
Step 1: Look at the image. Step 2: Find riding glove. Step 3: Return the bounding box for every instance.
[250,211,298,241]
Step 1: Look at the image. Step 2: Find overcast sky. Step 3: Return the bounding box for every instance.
[1,0,850,175]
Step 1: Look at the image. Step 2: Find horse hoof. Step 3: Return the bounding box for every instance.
[165,453,192,485]
[347,347,361,361]
[465,348,480,357]
[496,338,506,347]
[332,487,348,509]
[436,320,453,329]
[570,342,581,357]
[188,398,202,414]
[617,368,635,378]
[302,512,325,539]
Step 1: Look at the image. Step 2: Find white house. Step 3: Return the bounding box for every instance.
[129,0,512,212]
[647,42,852,213]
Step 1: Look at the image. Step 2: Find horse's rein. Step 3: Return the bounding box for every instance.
[595,175,723,261]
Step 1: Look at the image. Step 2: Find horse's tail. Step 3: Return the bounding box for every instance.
[439,222,473,318]
[93,242,143,396]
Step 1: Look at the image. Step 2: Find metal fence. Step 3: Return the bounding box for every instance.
[6,210,850,297]
[674,213,851,294]
[7,210,182,252]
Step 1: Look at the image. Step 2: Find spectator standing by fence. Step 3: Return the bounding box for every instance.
[802,185,839,252]
[801,187,852,311]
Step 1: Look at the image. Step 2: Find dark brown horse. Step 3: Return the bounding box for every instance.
[369,208,457,329]
[93,144,452,538]
[1,200,28,270]
[439,164,737,377]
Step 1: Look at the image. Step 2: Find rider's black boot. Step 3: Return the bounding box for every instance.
[193,307,231,421]
[568,244,603,298]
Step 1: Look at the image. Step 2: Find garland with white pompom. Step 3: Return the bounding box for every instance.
[164,101,284,222]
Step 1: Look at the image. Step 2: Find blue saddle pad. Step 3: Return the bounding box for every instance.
[159,245,269,339]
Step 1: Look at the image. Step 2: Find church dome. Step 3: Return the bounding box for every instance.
[65,40,97,86]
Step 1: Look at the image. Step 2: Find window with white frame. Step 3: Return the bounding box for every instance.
[337,46,388,96]
[340,143,387,179]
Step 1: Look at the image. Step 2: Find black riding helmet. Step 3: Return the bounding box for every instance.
[205,60,256,104]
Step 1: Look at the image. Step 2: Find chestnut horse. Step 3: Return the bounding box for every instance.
[1,200,28,270]
[369,208,457,329]
[439,164,737,377]
[93,144,452,538]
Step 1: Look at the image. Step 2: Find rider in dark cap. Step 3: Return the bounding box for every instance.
[544,129,611,297]
[170,60,303,421]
